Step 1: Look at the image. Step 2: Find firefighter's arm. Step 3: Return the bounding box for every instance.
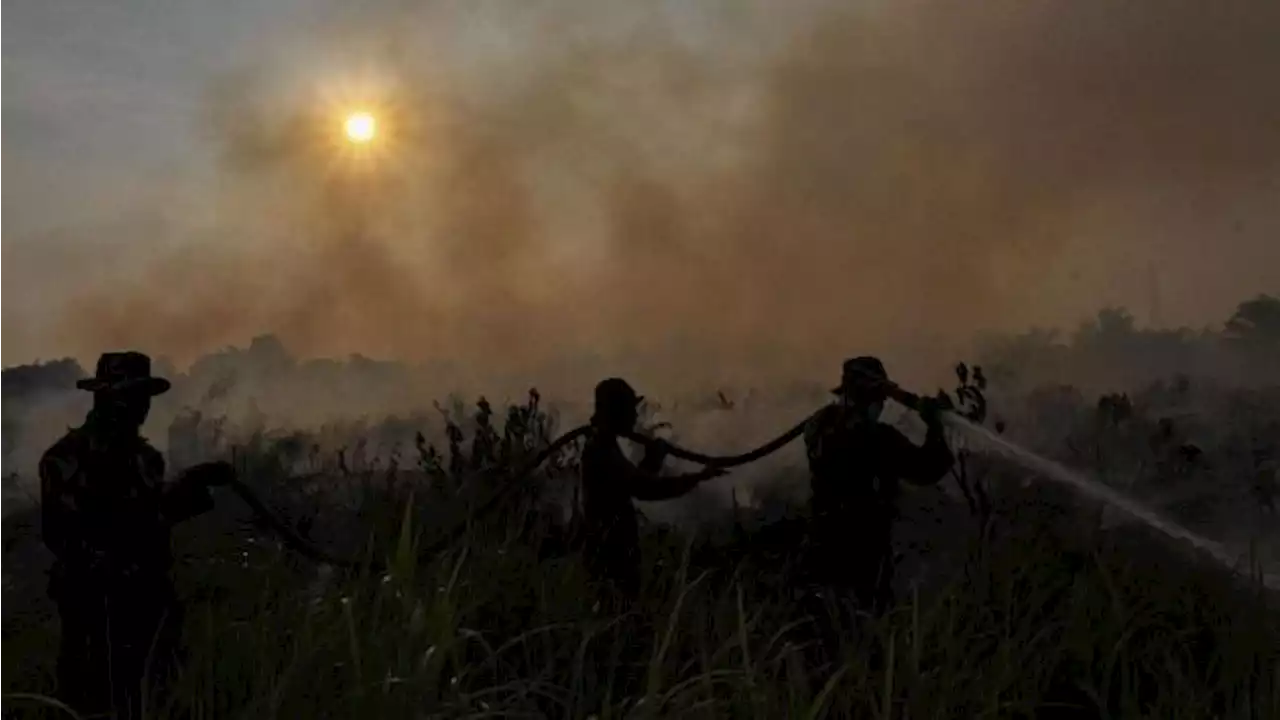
[627,470,702,501]
[877,417,954,487]
[159,457,225,524]
[807,406,844,447]
[636,440,668,475]
[803,406,841,474]
[39,451,79,560]
[625,442,722,501]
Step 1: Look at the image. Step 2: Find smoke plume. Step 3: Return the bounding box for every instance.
[6,0,1279,395]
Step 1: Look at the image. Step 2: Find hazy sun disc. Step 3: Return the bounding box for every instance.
[344,112,376,143]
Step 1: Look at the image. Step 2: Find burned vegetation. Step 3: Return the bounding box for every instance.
[2,299,1280,718]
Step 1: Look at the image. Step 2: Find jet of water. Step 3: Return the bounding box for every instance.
[943,413,1280,593]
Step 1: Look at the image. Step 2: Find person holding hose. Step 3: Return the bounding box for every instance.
[40,352,234,719]
[803,356,954,613]
[580,378,725,605]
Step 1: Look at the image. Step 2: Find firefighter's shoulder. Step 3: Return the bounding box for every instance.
[135,436,164,461]
[804,405,843,440]
[40,430,89,483]
[41,428,91,464]
[133,437,167,482]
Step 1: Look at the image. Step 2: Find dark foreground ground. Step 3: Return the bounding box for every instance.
[3,451,1278,719]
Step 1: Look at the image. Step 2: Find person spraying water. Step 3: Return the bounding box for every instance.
[211,356,1277,597]
[643,359,1279,595]
[800,357,954,612]
[811,359,1280,593]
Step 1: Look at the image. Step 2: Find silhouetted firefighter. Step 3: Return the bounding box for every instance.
[40,352,233,719]
[580,378,723,604]
[803,357,954,613]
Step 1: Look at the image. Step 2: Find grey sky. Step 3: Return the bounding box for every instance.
[5,0,293,229]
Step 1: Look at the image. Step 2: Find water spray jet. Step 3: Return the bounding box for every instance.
[943,413,1280,592]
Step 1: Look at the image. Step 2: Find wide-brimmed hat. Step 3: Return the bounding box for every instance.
[76,352,171,395]
[594,377,644,411]
[830,356,889,396]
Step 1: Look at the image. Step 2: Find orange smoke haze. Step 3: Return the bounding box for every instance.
[4,0,1279,394]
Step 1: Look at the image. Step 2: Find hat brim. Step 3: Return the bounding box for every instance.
[594,394,644,409]
[831,383,888,396]
[76,377,171,396]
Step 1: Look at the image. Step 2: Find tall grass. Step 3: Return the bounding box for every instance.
[14,507,1275,718]
[3,391,1278,719]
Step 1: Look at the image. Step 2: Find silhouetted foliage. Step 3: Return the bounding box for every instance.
[1225,293,1280,346]
[3,298,1279,718]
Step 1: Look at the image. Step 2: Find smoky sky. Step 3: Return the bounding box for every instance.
[4,0,1279,391]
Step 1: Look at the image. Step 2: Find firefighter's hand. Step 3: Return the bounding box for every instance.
[181,461,236,488]
[917,397,946,428]
[695,465,728,483]
[645,437,673,460]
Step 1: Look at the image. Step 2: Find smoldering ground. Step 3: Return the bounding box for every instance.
[4,0,1279,397]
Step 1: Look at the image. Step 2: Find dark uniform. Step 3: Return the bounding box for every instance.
[40,352,226,719]
[803,357,953,612]
[579,379,722,603]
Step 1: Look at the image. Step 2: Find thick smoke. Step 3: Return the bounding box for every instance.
[6,0,1279,395]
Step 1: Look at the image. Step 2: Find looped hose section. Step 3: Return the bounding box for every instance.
[223,409,822,568]
[415,425,590,557]
[417,417,815,559]
[226,478,366,569]
[622,413,815,467]
[207,358,960,569]
[224,426,593,569]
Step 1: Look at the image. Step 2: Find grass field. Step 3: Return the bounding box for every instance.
[3,384,1279,719]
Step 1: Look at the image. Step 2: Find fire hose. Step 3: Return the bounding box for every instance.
[218,418,810,571]
[221,425,591,571]
[635,381,937,466]
[221,375,949,570]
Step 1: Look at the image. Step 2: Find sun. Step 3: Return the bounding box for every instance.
[344,112,376,144]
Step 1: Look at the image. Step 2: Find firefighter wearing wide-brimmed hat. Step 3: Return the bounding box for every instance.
[802,356,954,613]
[40,351,234,719]
[580,378,724,604]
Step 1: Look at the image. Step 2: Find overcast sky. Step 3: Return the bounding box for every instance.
[4,0,1278,386]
